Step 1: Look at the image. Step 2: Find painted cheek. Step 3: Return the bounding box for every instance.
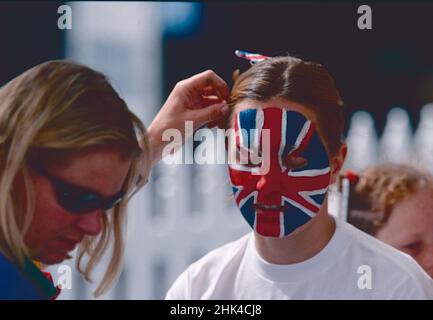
[228,167,257,187]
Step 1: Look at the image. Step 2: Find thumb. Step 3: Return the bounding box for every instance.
[192,102,230,127]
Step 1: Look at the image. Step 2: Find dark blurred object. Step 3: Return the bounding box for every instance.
[2,2,432,135]
[163,3,433,135]
[0,1,64,86]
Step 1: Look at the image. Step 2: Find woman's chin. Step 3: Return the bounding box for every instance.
[34,251,71,265]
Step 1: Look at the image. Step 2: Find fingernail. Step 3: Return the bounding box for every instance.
[221,105,229,115]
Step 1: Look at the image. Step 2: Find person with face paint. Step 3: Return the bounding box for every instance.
[165,51,433,299]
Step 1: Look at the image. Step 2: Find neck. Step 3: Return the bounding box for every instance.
[254,204,336,265]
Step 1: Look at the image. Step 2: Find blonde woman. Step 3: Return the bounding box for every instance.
[347,163,433,278]
[0,60,229,299]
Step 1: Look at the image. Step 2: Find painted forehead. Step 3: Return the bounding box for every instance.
[234,107,329,166]
[234,105,315,124]
[234,107,319,145]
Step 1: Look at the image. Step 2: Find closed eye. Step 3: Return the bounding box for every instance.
[285,155,308,169]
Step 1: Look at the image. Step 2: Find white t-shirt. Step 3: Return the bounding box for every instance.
[166,218,433,299]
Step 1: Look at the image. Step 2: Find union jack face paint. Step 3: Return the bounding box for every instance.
[228,107,331,238]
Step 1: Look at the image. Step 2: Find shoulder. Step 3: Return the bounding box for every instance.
[337,220,433,298]
[188,233,252,275]
[165,233,252,299]
[339,219,420,270]
[0,254,42,300]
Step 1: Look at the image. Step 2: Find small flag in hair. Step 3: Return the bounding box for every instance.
[234,50,269,65]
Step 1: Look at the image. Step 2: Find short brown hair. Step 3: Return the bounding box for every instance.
[228,55,344,155]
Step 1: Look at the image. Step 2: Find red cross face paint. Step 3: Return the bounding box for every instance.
[228,107,331,238]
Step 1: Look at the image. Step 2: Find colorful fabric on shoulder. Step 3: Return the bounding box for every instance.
[0,253,61,300]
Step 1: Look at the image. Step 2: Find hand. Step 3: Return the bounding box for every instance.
[146,70,230,166]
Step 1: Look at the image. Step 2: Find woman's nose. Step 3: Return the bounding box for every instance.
[256,173,282,201]
[76,210,103,236]
[256,175,267,190]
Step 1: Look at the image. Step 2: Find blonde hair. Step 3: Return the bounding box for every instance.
[0,60,151,297]
[351,163,433,233]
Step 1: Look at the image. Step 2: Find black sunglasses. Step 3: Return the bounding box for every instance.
[31,164,126,214]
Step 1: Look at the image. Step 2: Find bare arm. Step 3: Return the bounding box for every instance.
[146,70,230,167]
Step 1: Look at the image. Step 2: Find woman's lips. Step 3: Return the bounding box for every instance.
[255,204,288,211]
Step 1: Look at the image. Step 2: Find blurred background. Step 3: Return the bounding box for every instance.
[1,1,433,299]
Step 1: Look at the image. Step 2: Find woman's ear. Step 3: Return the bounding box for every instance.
[329,143,347,185]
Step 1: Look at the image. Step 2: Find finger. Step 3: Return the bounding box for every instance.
[202,85,217,96]
[207,117,227,129]
[190,102,230,127]
[184,70,230,101]
[206,119,218,129]
[203,96,227,128]
[202,86,228,102]
[202,95,224,107]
